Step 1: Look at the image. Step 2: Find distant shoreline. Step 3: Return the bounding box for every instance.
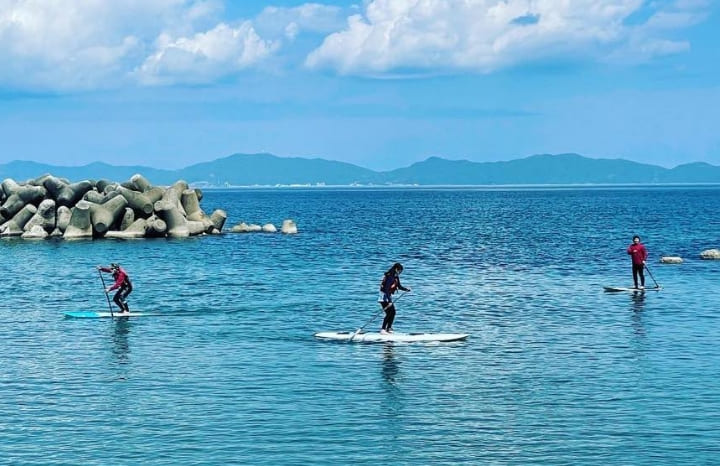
[4,153,720,186]
[196,183,720,190]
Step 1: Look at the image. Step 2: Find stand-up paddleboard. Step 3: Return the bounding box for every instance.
[64,311,160,318]
[314,331,469,343]
[603,286,662,293]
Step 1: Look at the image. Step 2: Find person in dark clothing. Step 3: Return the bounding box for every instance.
[378,262,411,334]
[627,235,648,289]
[98,263,133,313]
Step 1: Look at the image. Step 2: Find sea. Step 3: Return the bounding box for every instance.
[1,186,719,465]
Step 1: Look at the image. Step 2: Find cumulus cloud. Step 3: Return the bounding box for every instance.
[0,0,231,89]
[135,22,279,85]
[0,0,280,90]
[305,0,709,75]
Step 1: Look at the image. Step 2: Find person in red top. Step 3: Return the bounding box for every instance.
[627,235,648,289]
[98,263,133,313]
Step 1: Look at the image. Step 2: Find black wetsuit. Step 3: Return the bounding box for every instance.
[379,272,408,331]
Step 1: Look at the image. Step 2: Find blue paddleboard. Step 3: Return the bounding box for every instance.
[64,311,159,318]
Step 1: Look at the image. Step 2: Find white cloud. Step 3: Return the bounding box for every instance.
[135,22,279,85]
[0,0,286,90]
[305,0,709,75]
[0,0,228,90]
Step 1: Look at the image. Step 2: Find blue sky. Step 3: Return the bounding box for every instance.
[0,0,718,171]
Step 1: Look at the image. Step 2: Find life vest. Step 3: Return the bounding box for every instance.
[380,272,398,294]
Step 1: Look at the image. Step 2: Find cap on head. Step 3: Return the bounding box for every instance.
[110,263,119,269]
[632,235,641,241]
[394,262,403,272]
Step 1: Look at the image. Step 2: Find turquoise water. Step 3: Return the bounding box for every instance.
[1,187,719,464]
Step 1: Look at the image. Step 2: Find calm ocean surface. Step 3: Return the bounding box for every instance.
[1,187,719,465]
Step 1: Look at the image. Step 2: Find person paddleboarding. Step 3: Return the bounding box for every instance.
[378,262,411,334]
[627,235,648,289]
[98,263,133,313]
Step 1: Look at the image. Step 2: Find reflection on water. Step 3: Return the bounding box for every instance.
[381,344,400,386]
[110,318,131,364]
[630,291,646,337]
[630,291,646,312]
[379,344,405,421]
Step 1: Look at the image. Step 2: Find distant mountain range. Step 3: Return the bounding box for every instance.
[1,153,719,186]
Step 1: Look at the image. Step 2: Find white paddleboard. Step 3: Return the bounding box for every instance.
[603,286,662,292]
[64,311,160,318]
[314,331,469,343]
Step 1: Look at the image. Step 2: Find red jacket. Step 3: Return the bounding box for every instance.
[100,266,131,290]
[627,243,648,265]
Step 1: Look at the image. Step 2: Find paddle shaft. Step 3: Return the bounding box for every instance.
[644,263,660,288]
[97,268,114,316]
[352,291,408,338]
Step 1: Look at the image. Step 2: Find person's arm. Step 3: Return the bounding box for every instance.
[627,245,634,255]
[642,245,648,262]
[98,266,112,273]
[397,278,411,292]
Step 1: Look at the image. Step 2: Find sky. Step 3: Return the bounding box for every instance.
[0,0,718,171]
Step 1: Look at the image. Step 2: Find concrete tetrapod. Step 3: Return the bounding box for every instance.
[63,200,93,240]
[95,179,112,193]
[0,204,38,236]
[0,185,46,218]
[162,181,189,216]
[145,215,168,237]
[144,187,165,204]
[700,249,720,260]
[154,200,189,237]
[43,176,75,202]
[210,209,227,232]
[105,218,148,239]
[89,195,128,235]
[17,185,47,204]
[187,220,207,236]
[83,190,106,204]
[281,219,298,234]
[117,186,153,217]
[56,206,72,232]
[57,181,93,207]
[231,222,263,233]
[24,199,56,233]
[130,174,152,192]
[0,194,26,219]
[22,225,49,240]
[1,178,21,198]
[181,189,204,221]
[120,208,135,231]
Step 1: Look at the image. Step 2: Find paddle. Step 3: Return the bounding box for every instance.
[349,291,408,341]
[644,263,661,289]
[97,267,114,317]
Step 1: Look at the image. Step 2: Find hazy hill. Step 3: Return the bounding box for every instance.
[176,153,378,186]
[0,160,174,184]
[1,153,719,186]
[381,154,669,184]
